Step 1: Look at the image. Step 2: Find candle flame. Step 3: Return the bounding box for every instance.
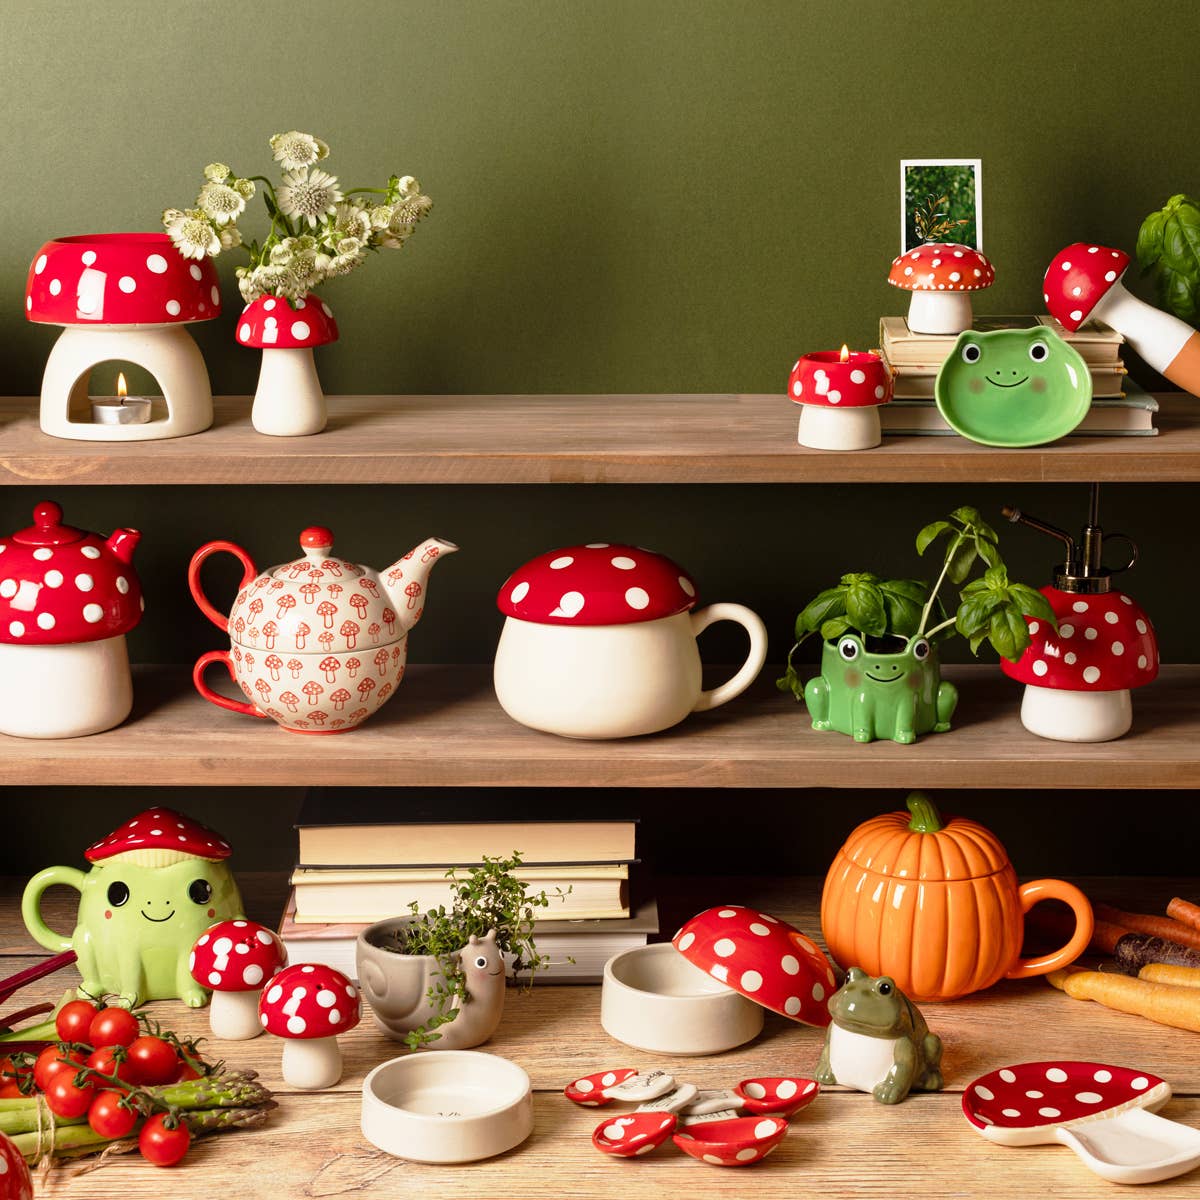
[839,344,850,363]
[116,372,128,399]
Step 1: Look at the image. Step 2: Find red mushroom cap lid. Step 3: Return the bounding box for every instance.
[673,905,835,1026]
[888,243,994,292]
[190,920,287,992]
[787,352,892,410]
[86,806,233,864]
[258,963,360,1038]
[1000,586,1158,692]
[963,1061,1169,1141]
[0,501,143,646]
[1044,243,1130,332]
[237,294,338,349]
[497,544,698,626]
[25,233,220,327]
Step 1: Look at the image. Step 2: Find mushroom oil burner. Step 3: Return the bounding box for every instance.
[788,346,892,451]
[1000,490,1158,742]
[1044,243,1200,398]
[888,243,995,335]
[0,501,142,739]
[25,233,219,441]
[237,294,339,436]
[493,543,767,739]
[189,524,457,733]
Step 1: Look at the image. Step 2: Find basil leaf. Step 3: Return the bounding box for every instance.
[775,665,805,699]
[1162,213,1193,274]
[881,588,923,636]
[839,572,879,587]
[796,587,847,637]
[1006,583,1057,625]
[1136,209,1166,269]
[956,591,1004,638]
[945,537,978,584]
[949,505,985,529]
[915,520,953,556]
[968,630,988,655]
[988,606,1031,662]
[1174,197,1200,275]
[820,616,853,641]
[1165,270,1199,322]
[846,580,887,636]
[882,578,930,603]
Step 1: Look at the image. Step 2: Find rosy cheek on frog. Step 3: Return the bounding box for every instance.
[968,377,985,394]
[1030,376,1048,393]
[844,669,861,686]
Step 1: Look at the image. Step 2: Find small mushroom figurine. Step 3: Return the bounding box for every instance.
[1044,243,1200,398]
[888,243,995,334]
[236,294,339,436]
[258,963,360,1089]
[788,347,893,451]
[190,919,287,1040]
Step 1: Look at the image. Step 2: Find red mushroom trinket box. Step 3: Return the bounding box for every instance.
[0,501,143,738]
[493,543,767,738]
[788,347,892,451]
[888,242,994,335]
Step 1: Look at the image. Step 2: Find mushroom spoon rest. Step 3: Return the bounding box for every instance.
[963,1061,1200,1185]
[935,327,1092,447]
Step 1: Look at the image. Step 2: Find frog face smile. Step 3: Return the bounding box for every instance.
[141,908,175,922]
[985,374,1029,388]
[865,667,904,682]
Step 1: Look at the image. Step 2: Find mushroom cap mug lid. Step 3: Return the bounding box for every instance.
[888,243,995,293]
[1043,243,1131,332]
[85,806,232,867]
[259,963,360,1038]
[237,293,338,350]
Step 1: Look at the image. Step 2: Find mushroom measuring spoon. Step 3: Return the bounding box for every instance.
[963,1062,1200,1185]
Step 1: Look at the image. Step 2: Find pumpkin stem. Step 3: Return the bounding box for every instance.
[906,791,944,833]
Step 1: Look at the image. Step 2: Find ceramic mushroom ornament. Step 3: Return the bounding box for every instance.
[237,294,339,435]
[259,963,360,1089]
[888,243,995,334]
[493,543,767,738]
[0,501,142,739]
[788,347,892,451]
[1044,243,1200,398]
[25,233,219,440]
[190,920,287,1040]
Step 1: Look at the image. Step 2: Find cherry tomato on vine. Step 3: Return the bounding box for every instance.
[0,1056,30,1097]
[125,1036,178,1086]
[85,1045,136,1087]
[54,999,99,1044]
[32,1045,86,1093]
[88,1006,140,1049]
[44,1072,94,1119]
[138,1114,190,1166]
[174,1062,203,1082]
[87,1089,138,1139]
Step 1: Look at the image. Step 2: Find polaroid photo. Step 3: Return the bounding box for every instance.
[900,159,982,254]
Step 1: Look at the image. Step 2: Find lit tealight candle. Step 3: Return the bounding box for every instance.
[91,372,153,425]
[788,345,892,451]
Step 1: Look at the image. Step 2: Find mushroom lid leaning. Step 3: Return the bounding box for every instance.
[237,294,338,350]
[888,243,994,293]
[25,233,220,327]
[259,963,361,1038]
[190,920,287,992]
[673,905,835,1027]
[1043,243,1130,332]
[86,806,233,866]
[497,543,698,626]
[1000,586,1158,692]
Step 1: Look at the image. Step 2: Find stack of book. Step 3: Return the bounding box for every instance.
[878,315,1158,436]
[278,792,656,983]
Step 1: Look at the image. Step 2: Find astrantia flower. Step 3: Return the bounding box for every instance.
[392,193,433,226]
[204,162,231,183]
[219,224,243,251]
[270,131,330,171]
[277,168,344,228]
[367,205,393,230]
[163,208,220,259]
[327,250,366,277]
[330,202,371,241]
[198,181,246,225]
[234,177,257,199]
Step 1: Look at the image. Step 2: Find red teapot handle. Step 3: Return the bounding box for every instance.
[188,541,258,633]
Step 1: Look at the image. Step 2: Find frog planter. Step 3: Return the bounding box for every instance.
[804,633,957,744]
[815,968,943,1105]
[22,807,244,1007]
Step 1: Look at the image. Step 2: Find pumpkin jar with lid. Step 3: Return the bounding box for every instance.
[820,792,1094,1002]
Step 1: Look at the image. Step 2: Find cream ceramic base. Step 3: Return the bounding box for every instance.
[0,636,132,738]
[906,289,973,335]
[361,1052,533,1163]
[797,404,881,451]
[281,1036,342,1090]
[208,989,265,1040]
[39,325,213,442]
[1019,683,1132,742]
[251,348,327,436]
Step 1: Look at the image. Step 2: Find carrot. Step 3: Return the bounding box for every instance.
[1114,933,1200,974]
[1046,967,1200,1032]
[1166,897,1200,933]
[1093,903,1200,952]
[1139,963,1200,990]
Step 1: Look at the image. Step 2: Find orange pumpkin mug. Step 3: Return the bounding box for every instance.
[821,792,1094,1002]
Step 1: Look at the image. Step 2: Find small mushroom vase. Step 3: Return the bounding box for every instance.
[803,633,957,744]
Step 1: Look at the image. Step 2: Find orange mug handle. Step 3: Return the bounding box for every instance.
[193,650,267,719]
[188,541,258,633]
[1005,878,1094,979]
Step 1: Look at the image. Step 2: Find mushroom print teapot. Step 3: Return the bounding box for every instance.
[189,526,457,733]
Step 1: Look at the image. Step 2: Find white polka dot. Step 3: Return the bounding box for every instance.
[82,546,101,559]
[949,272,961,282]
[574,1078,594,1093]
[292,320,311,340]
[1075,1091,1103,1104]
[1062,262,1072,271]
[1072,286,1082,297]
[775,1079,798,1099]
[677,931,695,951]
[189,264,203,281]
[1064,652,1077,665]
[874,385,885,399]
[736,1149,758,1162]
[753,1120,776,1139]
[146,253,168,273]
[791,380,802,397]
[1111,641,1124,655]
[624,587,650,610]
[549,556,574,569]
[997,1070,1015,1084]
[257,930,273,944]
[601,1072,617,1086]
[552,590,585,618]
[702,1154,723,1164]
[1039,1107,1061,1118]
[8,621,24,638]
[47,277,62,295]
[602,1123,626,1141]
[1046,1068,1068,1083]
[710,964,728,982]
[0,580,15,599]
[1070,310,1083,323]
[1002,1108,1022,1118]
[241,963,264,986]
[714,938,737,958]
[166,299,181,316]
[75,573,94,592]
[36,612,55,630]
[1059,623,1074,638]
[116,576,130,594]
[1105,270,1117,282]
[827,389,841,404]
[784,996,802,1015]
[932,258,942,267]
[718,909,737,918]
[316,990,336,1008]
[295,299,306,309]
[811,981,825,1001]
[25,297,30,311]
[286,1015,306,1034]
[850,369,866,384]
[904,266,913,276]
[1085,627,1098,640]
[321,303,333,317]
[42,569,62,588]
[83,604,104,624]
[1026,1090,1044,1099]
[327,1009,341,1024]
[611,556,636,570]
[1137,654,1148,669]
[1093,1069,1112,1083]
[748,922,770,936]
[1082,666,1101,683]
[1032,659,1048,677]
[33,548,52,561]
[118,276,136,293]
[975,1085,995,1101]
[208,970,222,985]
[264,298,276,311]
[1132,1076,1149,1091]
[679,576,695,596]
[1072,601,1088,612]
[509,580,530,604]
[1104,610,1119,624]
[34,254,47,274]
[741,970,763,993]
[211,285,220,305]
[1027,621,1040,635]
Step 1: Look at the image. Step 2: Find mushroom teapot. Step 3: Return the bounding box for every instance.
[189,525,457,733]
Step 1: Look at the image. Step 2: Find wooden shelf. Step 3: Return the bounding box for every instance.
[2,663,1196,788]
[0,394,1197,485]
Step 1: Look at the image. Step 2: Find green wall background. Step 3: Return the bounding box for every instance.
[2,1,1198,873]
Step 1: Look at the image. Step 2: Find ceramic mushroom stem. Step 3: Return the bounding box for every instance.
[888,243,994,335]
[1044,243,1200,398]
[259,963,360,1090]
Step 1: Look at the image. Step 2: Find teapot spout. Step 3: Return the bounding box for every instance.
[106,528,141,565]
[382,538,459,633]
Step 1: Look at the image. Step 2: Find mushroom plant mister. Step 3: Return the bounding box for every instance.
[778,507,1056,743]
[163,131,432,435]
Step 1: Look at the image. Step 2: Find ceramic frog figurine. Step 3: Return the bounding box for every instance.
[815,968,943,1104]
[22,807,244,1008]
[804,633,957,744]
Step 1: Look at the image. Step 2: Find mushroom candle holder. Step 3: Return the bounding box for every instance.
[788,347,892,451]
[25,233,219,441]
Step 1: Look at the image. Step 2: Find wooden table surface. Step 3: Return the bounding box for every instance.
[3,874,1199,1198]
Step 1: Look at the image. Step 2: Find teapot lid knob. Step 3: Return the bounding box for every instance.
[299,526,334,554]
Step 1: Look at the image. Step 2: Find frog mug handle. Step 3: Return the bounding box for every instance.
[22,865,88,953]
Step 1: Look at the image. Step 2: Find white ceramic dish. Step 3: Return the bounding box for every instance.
[601,943,764,1055]
[361,1051,533,1163]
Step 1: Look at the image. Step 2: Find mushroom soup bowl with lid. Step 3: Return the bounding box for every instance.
[493,543,767,739]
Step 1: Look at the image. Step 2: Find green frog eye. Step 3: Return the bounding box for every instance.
[911,638,931,661]
[107,881,130,907]
[837,636,860,662]
[188,879,213,905]
[961,343,982,364]
[876,980,893,996]
[1028,339,1049,363]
